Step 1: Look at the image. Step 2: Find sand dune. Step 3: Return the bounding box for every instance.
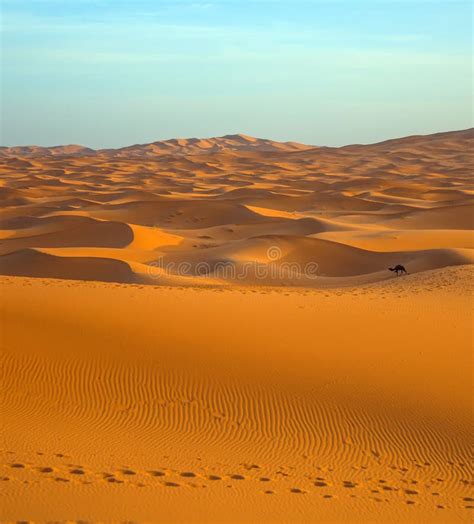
[1,130,473,522]
[0,216,134,255]
[315,228,474,251]
[341,127,474,151]
[385,202,474,230]
[0,135,312,159]
[151,235,472,289]
[82,199,263,228]
[1,266,473,521]
[0,248,135,282]
[1,129,471,286]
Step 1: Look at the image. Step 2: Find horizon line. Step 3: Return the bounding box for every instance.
[1,127,472,152]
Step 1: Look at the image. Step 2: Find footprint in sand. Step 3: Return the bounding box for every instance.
[342,480,357,488]
[242,463,260,470]
[38,467,54,474]
[290,488,305,494]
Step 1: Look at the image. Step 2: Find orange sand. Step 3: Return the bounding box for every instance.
[0,130,473,522]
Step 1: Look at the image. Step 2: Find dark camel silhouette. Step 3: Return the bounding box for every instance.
[389,264,408,276]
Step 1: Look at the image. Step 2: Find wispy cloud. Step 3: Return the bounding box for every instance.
[2,0,471,148]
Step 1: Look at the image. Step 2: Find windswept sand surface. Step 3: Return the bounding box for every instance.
[0,130,473,522]
[1,268,473,522]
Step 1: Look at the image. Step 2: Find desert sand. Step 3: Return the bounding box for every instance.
[0,130,473,522]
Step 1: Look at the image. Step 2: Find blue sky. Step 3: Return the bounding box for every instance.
[1,0,472,147]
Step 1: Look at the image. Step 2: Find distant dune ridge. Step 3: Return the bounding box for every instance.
[0,128,473,285]
[1,130,473,522]
[1,128,472,157]
[0,133,312,158]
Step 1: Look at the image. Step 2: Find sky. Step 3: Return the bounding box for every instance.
[1,0,472,148]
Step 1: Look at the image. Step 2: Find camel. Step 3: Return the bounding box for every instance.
[389,264,408,276]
